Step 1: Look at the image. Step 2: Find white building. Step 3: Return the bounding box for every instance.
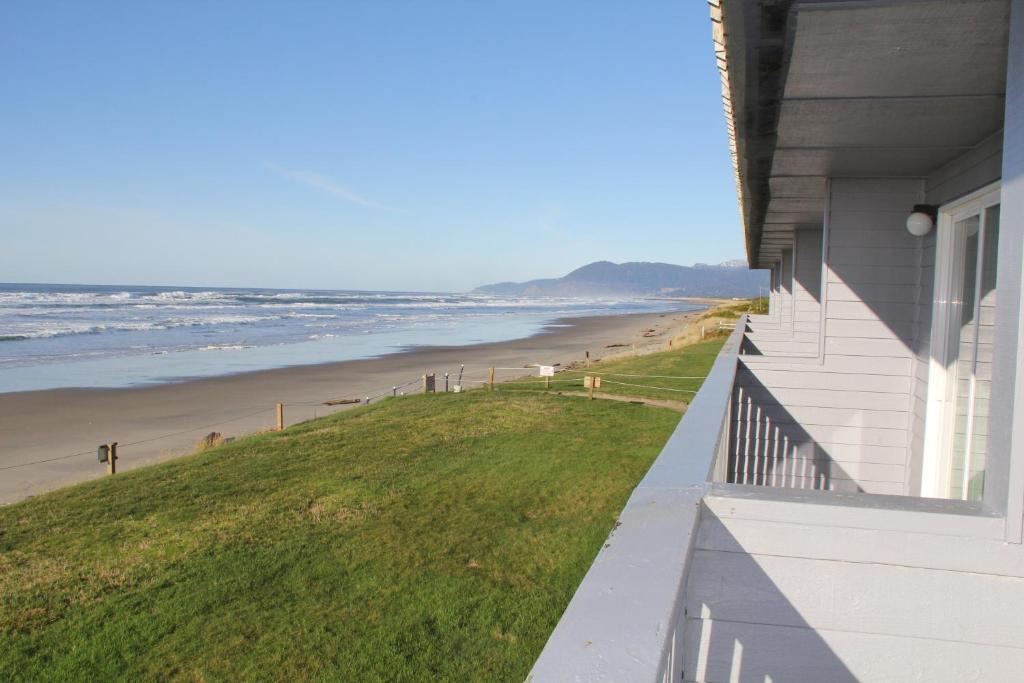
[531,0,1024,679]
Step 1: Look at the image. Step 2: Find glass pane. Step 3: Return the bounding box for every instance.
[947,215,978,499]
[947,207,999,501]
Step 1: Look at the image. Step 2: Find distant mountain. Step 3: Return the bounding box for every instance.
[472,260,768,298]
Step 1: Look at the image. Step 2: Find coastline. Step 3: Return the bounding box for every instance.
[0,307,704,504]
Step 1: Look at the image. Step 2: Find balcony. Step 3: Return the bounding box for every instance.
[527,316,1007,682]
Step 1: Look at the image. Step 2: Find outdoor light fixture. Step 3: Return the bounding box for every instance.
[906,204,937,236]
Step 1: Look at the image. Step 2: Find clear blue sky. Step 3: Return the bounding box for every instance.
[0,2,742,292]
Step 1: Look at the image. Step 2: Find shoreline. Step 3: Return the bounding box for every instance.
[0,307,705,504]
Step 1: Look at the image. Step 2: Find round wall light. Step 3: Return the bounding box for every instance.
[906,204,936,237]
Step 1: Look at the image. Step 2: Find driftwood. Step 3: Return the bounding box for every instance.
[321,398,362,406]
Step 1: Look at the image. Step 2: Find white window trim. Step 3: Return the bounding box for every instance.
[921,181,1002,498]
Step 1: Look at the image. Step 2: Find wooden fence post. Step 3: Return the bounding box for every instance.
[585,351,590,368]
[488,367,495,390]
[107,442,118,475]
[275,402,284,431]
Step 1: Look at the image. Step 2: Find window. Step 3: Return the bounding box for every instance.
[923,183,1000,502]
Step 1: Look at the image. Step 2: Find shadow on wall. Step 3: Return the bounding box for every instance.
[741,234,822,357]
[739,317,763,356]
[728,372,864,493]
[683,509,858,682]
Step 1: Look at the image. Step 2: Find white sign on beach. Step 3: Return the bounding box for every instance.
[538,365,555,377]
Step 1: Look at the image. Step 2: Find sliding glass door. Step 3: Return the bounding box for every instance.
[924,184,1000,501]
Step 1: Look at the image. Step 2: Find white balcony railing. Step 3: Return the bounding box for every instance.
[527,317,746,682]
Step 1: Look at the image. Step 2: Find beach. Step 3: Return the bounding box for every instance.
[0,307,704,504]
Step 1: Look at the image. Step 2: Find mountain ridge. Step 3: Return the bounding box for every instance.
[472,260,767,298]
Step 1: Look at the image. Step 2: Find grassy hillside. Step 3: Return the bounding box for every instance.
[0,391,682,681]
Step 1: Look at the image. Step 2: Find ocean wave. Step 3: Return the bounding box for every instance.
[198,344,257,351]
[0,314,270,340]
[0,287,630,313]
[0,285,661,363]
[0,322,160,340]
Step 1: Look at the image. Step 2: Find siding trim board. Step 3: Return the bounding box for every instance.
[991,0,1024,543]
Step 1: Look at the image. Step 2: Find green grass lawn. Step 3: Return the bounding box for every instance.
[0,391,683,682]
[499,336,727,404]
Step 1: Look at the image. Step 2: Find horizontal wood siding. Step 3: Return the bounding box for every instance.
[731,178,925,494]
[925,130,1003,206]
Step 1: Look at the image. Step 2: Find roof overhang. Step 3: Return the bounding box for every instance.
[711,0,1011,269]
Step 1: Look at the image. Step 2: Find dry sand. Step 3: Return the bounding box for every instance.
[0,307,704,504]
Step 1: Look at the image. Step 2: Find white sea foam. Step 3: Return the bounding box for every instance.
[198,344,257,351]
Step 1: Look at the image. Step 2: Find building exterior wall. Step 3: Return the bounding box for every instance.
[731,179,925,495]
[709,3,1024,679]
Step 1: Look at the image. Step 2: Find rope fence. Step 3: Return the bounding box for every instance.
[600,379,698,394]
[118,406,273,448]
[558,370,708,380]
[0,448,98,471]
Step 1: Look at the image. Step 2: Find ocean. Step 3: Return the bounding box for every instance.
[0,283,689,393]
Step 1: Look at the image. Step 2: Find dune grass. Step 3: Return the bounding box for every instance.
[0,390,683,681]
[499,336,728,404]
